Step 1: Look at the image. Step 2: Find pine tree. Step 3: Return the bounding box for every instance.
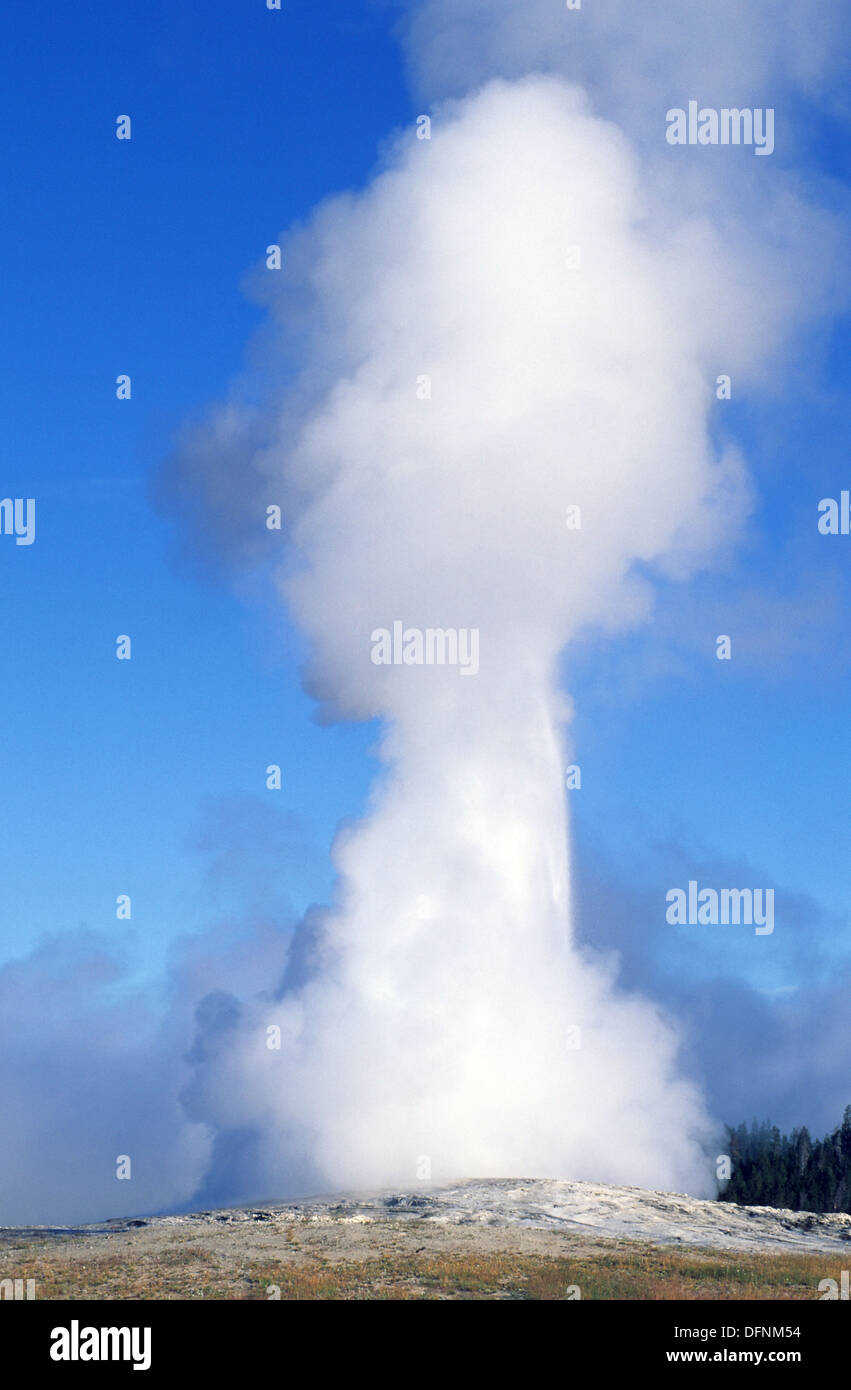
[718,1105,851,1215]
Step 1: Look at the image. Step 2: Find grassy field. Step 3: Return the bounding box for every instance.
[0,1237,836,1300]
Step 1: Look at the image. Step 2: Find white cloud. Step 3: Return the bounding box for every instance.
[400,0,850,130]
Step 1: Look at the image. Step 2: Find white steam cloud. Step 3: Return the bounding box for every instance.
[400,0,849,126]
[176,72,824,1199]
[150,4,848,1206]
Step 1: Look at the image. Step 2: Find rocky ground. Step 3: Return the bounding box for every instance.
[3,1178,849,1299]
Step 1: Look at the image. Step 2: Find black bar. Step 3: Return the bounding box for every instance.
[3,1297,845,1378]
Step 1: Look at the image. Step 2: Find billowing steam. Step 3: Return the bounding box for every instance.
[179,75,788,1198]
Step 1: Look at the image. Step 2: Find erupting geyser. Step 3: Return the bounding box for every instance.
[179,77,769,1199]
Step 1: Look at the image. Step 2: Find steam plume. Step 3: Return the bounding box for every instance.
[157,5,849,1203]
[179,76,785,1195]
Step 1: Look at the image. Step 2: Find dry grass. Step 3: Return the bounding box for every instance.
[1,1242,835,1301]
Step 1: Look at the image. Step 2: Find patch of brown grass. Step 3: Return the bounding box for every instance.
[2,1243,835,1301]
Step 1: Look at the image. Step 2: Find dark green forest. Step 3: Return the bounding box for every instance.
[720,1105,851,1212]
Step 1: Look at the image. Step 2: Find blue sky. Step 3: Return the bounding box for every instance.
[1,0,851,1225]
[0,0,412,976]
[1,0,849,1030]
